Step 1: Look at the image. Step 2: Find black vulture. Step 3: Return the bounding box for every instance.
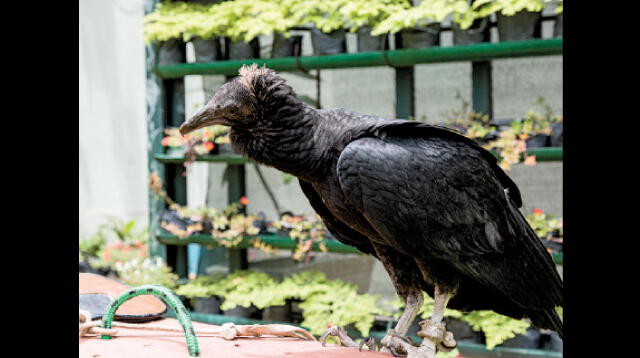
[180,64,563,357]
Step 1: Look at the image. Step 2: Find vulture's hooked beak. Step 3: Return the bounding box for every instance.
[179,106,231,135]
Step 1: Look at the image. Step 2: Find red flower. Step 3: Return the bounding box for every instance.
[204,141,215,151]
[532,208,544,215]
[161,137,171,147]
[239,196,250,205]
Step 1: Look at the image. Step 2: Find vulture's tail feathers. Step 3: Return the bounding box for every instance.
[530,308,563,339]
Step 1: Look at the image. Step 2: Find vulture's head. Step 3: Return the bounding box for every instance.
[179,64,299,135]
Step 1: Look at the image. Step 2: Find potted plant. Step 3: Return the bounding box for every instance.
[113,256,179,289]
[470,0,545,41]
[554,2,563,38]
[175,274,226,314]
[214,270,288,318]
[182,1,226,63]
[509,97,562,148]
[440,91,498,145]
[550,115,563,147]
[451,0,492,45]
[511,105,563,148]
[144,1,190,65]
[209,0,263,59]
[278,271,389,337]
[159,199,261,248]
[373,0,455,50]
[272,34,304,58]
[526,208,563,254]
[338,0,409,52]
[80,219,150,276]
[161,125,230,166]
[271,0,305,57]
[272,213,329,261]
[289,0,349,55]
[484,127,536,171]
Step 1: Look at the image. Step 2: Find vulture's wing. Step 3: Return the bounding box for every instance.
[298,180,377,256]
[336,123,562,323]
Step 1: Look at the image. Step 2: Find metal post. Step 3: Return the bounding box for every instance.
[226,164,248,272]
[221,74,249,272]
[145,0,167,262]
[163,50,188,278]
[471,61,493,118]
[395,67,415,120]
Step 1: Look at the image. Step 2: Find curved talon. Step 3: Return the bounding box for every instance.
[436,331,457,352]
[319,326,339,347]
[358,337,377,351]
[389,344,405,357]
[319,325,359,348]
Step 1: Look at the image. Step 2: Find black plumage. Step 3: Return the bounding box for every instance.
[180,65,563,338]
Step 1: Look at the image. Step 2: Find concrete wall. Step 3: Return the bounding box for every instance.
[79,0,148,237]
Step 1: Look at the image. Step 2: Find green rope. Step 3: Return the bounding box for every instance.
[100,284,200,357]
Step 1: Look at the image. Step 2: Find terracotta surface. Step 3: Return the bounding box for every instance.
[80,318,391,358]
[79,273,166,317]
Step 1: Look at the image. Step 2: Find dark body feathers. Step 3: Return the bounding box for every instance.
[227,70,563,337]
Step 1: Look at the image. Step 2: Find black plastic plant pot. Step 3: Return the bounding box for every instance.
[542,239,563,253]
[191,37,223,63]
[545,331,563,351]
[271,33,303,58]
[207,144,220,155]
[160,209,211,235]
[160,209,192,230]
[554,14,563,38]
[452,17,490,45]
[526,134,551,148]
[217,143,236,155]
[499,327,542,349]
[396,24,440,49]
[157,39,187,66]
[262,303,292,322]
[444,317,485,344]
[310,28,347,55]
[496,11,542,42]
[356,27,388,52]
[223,305,257,318]
[277,229,291,238]
[192,296,222,314]
[225,37,260,60]
[550,121,563,147]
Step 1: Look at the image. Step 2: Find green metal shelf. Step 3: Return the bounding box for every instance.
[525,146,563,161]
[156,231,363,254]
[154,39,562,79]
[153,147,562,164]
[156,231,562,265]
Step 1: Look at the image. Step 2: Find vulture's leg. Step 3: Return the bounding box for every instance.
[384,285,456,358]
[379,292,423,354]
[416,285,457,354]
[372,245,427,355]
